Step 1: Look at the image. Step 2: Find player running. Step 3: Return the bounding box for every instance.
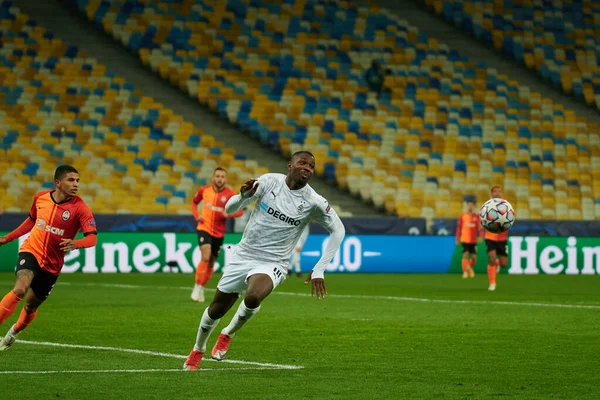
[0,165,97,350]
[486,186,509,291]
[456,197,484,279]
[190,167,244,303]
[287,223,309,277]
[183,151,345,370]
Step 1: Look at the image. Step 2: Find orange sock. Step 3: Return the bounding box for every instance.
[200,267,214,287]
[0,291,22,325]
[461,259,469,273]
[487,265,497,285]
[470,258,476,267]
[195,261,208,285]
[495,259,500,267]
[13,308,38,333]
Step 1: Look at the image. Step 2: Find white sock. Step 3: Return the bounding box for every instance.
[193,308,220,352]
[290,252,301,273]
[7,326,17,337]
[221,300,260,337]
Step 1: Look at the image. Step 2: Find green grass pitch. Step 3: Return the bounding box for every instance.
[0,272,598,399]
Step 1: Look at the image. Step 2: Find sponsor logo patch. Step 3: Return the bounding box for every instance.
[62,210,70,221]
[260,202,302,226]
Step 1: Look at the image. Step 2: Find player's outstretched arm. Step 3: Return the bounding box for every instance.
[60,233,98,252]
[0,217,36,246]
[305,209,345,300]
[225,178,261,214]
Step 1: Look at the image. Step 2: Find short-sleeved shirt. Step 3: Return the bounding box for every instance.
[19,190,97,276]
[231,173,341,268]
[456,212,481,244]
[192,185,241,238]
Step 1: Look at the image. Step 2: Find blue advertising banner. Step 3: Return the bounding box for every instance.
[297,235,456,273]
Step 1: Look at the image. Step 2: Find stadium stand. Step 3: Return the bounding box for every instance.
[0,1,268,215]
[422,0,600,110]
[69,0,599,220]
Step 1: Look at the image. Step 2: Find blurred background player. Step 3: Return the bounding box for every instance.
[287,223,309,277]
[456,197,484,279]
[0,165,97,350]
[190,167,244,302]
[486,186,509,291]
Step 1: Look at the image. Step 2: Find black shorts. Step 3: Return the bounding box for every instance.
[461,243,477,254]
[197,230,224,258]
[16,252,58,300]
[485,240,508,257]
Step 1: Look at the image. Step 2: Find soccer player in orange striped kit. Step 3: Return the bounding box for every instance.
[485,186,509,291]
[456,197,484,279]
[0,165,97,350]
[190,168,244,302]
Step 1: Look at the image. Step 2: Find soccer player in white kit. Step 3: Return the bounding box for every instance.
[184,151,346,370]
[288,224,309,277]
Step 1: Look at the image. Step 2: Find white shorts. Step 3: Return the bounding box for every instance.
[217,258,287,295]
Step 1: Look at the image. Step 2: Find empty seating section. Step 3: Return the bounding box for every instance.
[0,2,266,215]
[72,0,600,220]
[424,0,600,109]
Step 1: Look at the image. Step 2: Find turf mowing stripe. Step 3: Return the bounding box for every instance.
[0,367,288,375]
[16,340,304,370]
[2,280,599,309]
[65,281,600,310]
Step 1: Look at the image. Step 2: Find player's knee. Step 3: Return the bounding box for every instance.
[12,288,26,299]
[201,254,211,263]
[23,303,38,314]
[243,293,262,309]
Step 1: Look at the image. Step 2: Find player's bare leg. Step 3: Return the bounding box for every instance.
[498,255,508,269]
[212,274,273,361]
[0,288,42,351]
[201,253,217,289]
[468,255,476,278]
[184,290,238,370]
[0,269,33,326]
[192,244,212,302]
[461,252,470,278]
[487,249,497,291]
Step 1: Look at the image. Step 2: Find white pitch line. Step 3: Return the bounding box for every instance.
[58,281,600,310]
[16,340,303,370]
[2,280,599,309]
[0,367,283,375]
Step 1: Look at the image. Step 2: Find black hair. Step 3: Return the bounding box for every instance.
[214,167,226,174]
[291,151,315,161]
[54,165,79,181]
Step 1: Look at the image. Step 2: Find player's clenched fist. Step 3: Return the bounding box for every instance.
[240,178,259,198]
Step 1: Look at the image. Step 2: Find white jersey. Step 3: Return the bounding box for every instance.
[295,224,310,250]
[227,173,341,268]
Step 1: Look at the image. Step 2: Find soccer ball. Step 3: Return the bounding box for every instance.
[479,198,515,233]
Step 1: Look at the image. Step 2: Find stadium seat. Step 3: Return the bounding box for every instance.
[61,0,599,220]
[0,3,267,215]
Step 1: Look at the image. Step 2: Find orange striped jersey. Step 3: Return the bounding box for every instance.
[456,212,482,244]
[191,185,243,238]
[485,229,509,241]
[20,190,97,276]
